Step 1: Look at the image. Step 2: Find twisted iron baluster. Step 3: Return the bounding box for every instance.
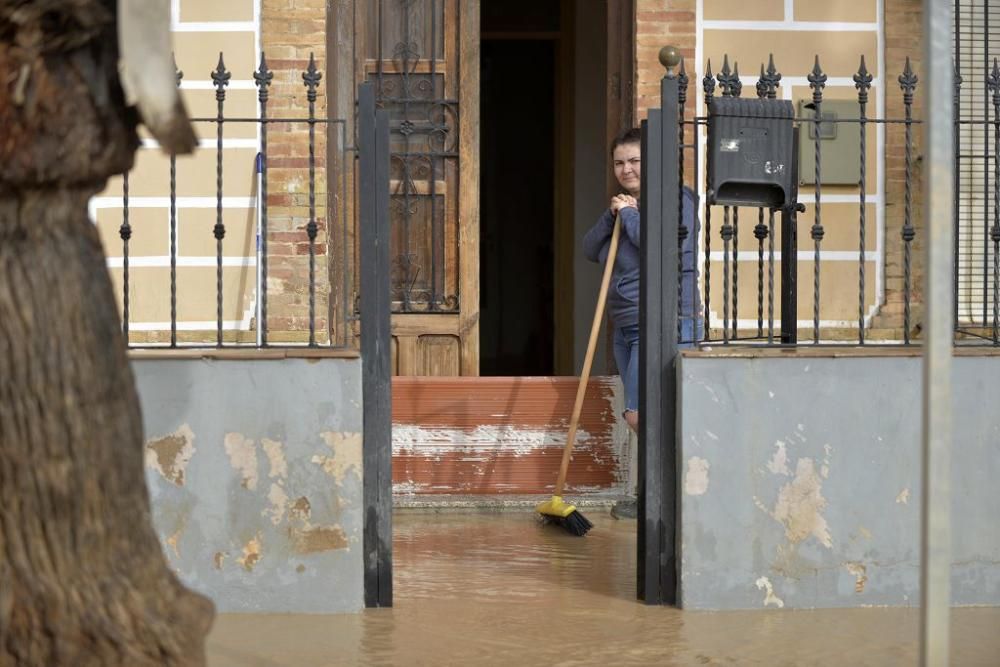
[989,59,1000,344]
[212,53,231,347]
[767,209,776,343]
[304,54,322,346]
[808,56,827,344]
[753,61,769,339]
[731,60,741,339]
[755,211,767,338]
[764,55,780,344]
[171,56,182,348]
[854,56,873,345]
[703,61,716,338]
[720,53,741,341]
[722,206,733,345]
[732,207,739,339]
[900,57,918,345]
[120,173,130,341]
[255,52,274,346]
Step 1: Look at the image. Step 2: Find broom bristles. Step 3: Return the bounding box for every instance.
[542,509,593,536]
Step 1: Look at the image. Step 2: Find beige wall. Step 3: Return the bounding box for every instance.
[694,0,884,335]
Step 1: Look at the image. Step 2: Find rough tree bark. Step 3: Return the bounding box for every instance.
[0,1,214,664]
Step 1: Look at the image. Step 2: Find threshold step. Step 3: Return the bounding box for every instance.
[393,493,631,512]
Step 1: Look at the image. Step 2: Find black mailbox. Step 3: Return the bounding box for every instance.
[707,97,795,208]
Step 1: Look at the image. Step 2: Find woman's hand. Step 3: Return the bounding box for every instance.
[610,194,638,216]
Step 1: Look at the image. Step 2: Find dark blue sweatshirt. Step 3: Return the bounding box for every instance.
[582,187,700,331]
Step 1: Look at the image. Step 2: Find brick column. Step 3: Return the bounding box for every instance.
[260,0,329,341]
[874,0,925,336]
[635,0,696,123]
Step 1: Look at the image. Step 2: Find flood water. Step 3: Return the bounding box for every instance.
[208,511,1000,666]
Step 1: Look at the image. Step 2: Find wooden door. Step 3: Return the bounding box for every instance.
[330,0,479,376]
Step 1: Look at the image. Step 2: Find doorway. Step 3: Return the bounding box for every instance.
[479,0,618,377]
[479,2,562,376]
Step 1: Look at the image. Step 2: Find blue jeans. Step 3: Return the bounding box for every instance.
[613,319,701,414]
[613,325,640,413]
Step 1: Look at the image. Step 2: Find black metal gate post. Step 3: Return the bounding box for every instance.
[780,205,798,344]
[780,128,801,344]
[638,49,681,606]
[360,82,393,608]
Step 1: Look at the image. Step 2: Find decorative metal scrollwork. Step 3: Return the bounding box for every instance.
[372,0,459,313]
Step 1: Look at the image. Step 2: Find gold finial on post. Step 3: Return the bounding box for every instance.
[659,45,682,78]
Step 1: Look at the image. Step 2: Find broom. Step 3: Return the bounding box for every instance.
[537,214,622,536]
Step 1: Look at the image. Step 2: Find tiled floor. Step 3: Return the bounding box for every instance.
[207,511,1000,666]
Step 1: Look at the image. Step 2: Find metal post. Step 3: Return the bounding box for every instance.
[921,0,954,664]
[639,46,681,606]
[360,82,393,608]
[638,113,661,604]
[780,128,801,345]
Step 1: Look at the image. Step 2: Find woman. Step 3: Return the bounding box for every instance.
[583,128,700,517]
[583,128,644,435]
[583,128,702,518]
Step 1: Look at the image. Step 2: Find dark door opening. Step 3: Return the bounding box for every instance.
[479,3,560,376]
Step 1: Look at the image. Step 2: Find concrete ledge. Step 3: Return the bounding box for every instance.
[129,347,360,360]
[394,493,630,512]
[683,344,1000,359]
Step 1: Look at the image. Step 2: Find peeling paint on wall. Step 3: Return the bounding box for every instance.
[290,496,312,519]
[684,457,710,496]
[237,534,262,572]
[145,424,196,486]
[166,526,183,558]
[845,562,868,593]
[265,482,289,525]
[896,488,910,504]
[315,432,362,484]
[214,551,227,570]
[262,438,288,479]
[755,576,785,608]
[291,525,349,554]
[224,432,259,490]
[767,441,791,476]
[770,458,833,548]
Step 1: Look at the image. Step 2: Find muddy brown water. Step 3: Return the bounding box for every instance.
[208,512,1000,666]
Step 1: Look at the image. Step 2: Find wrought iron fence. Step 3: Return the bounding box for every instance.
[647,50,1000,348]
[99,53,388,349]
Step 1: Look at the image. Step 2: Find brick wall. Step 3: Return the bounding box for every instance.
[873,0,925,335]
[635,0,696,123]
[260,0,330,342]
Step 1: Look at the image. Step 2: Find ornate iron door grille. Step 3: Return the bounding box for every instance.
[369,0,460,313]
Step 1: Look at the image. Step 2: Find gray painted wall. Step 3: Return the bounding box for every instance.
[678,355,1000,610]
[134,358,364,613]
[573,0,610,374]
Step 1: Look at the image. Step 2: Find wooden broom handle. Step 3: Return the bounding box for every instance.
[555,215,622,497]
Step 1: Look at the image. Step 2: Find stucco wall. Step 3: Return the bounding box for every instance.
[678,353,1000,609]
[134,357,364,613]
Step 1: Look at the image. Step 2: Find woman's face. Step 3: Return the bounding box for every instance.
[613,142,641,197]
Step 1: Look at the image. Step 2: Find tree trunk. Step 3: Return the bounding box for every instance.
[0,2,214,664]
